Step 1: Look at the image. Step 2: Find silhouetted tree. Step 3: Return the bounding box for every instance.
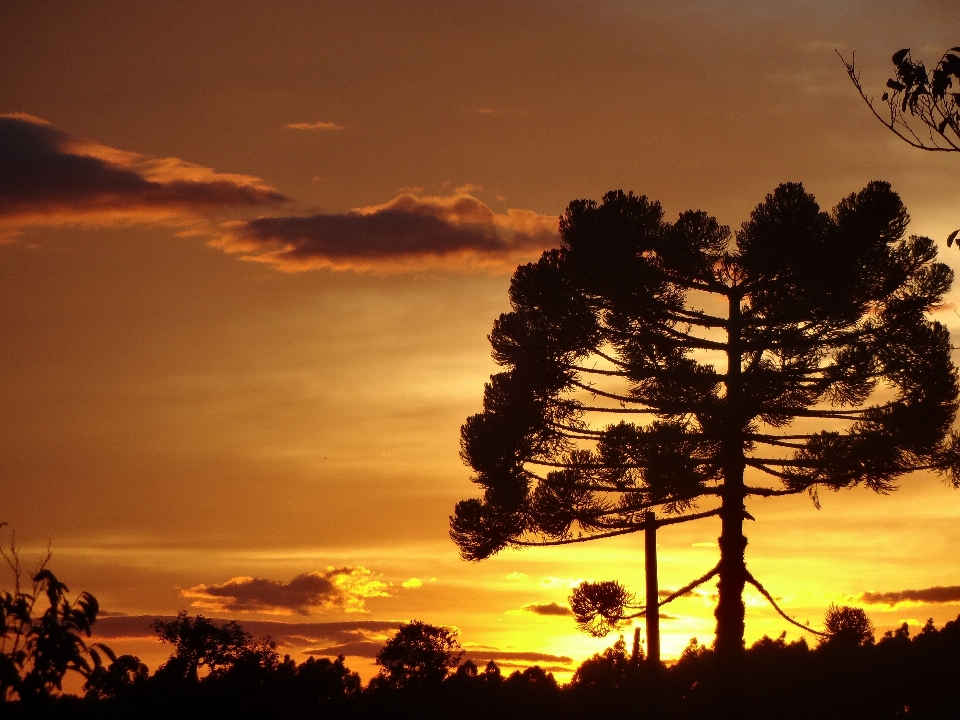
[150,612,259,683]
[373,621,463,691]
[504,665,557,691]
[570,636,640,692]
[83,651,148,700]
[450,183,960,715]
[0,530,113,702]
[821,603,875,648]
[293,655,361,702]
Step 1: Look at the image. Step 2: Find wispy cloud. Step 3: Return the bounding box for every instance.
[182,566,389,616]
[93,615,401,648]
[463,650,572,665]
[213,191,559,273]
[860,585,960,606]
[521,602,572,617]
[473,107,526,117]
[285,121,343,131]
[539,576,585,589]
[0,114,284,232]
[305,640,385,658]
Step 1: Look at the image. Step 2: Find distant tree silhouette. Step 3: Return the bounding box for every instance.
[83,651,148,700]
[0,528,114,702]
[151,612,269,683]
[293,655,361,701]
[821,604,875,648]
[570,635,640,692]
[450,182,960,716]
[504,664,558,692]
[373,621,463,691]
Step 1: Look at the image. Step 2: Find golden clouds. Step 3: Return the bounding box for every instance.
[0,114,285,233]
[183,566,389,616]
[213,191,559,273]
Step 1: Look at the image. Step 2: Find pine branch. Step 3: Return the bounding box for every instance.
[743,486,805,498]
[657,563,721,608]
[746,570,826,637]
[510,508,722,547]
[570,379,650,405]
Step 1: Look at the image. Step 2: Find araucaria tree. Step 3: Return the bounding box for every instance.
[450,182,960,705]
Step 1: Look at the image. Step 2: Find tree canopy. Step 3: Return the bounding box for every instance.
[450,181,960,710]
[373,621,463,691]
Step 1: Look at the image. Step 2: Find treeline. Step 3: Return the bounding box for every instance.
[4,566,960,719]
[6,613,960,719]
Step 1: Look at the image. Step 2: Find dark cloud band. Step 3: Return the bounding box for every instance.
[0,114,284,223]
[522,602,573,617]
[860,585,960,606]
[93,615,401,647]
[214,192,558,272]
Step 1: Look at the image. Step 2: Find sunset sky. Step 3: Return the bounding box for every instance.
[2,1,960,682]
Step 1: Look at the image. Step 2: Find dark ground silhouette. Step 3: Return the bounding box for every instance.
[4,610,960,720]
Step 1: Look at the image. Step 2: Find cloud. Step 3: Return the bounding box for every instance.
[213,191,559,272]
[659,588,698,599]
[401,578,423,589]
[473,107,526,117]
[182,566,389,616]
[539,576,584,589]
[94,615,572,668]
[521,602,573,617]
[0,113,284,231]
[305,640,385,658]
[304,643,573,666]
[92,615,401,647]
[860,585,960,606]
[505,572,529,581]
[462,651,572,665]
[285,121,343,131]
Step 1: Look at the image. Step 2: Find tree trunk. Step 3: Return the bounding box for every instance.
[715,290,748,719]
[715,482,747,719]
[644,511,660,668]
[645,511,662,719]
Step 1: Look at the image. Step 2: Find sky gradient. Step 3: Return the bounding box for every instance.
[2,0,960,682]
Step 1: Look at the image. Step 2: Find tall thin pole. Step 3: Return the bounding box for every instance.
[644,510,660,667]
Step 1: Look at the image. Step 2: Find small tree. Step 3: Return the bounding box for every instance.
[294,655,361,701]
[821,604,875,648]
[450,182,960,713]
[151,612,269,683]
[0,529,113,701]
[374,621,462,690]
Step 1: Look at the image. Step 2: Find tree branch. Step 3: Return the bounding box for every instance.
[510,508,722,547]
[746,570,826,637]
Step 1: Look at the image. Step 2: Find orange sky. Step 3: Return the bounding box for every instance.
[2,1,960,683]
